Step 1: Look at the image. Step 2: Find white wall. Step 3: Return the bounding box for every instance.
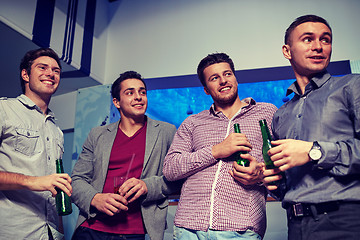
[50,91,77,131]
[104,0,360,83]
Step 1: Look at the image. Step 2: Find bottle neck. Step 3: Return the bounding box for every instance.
[56,159,64,173]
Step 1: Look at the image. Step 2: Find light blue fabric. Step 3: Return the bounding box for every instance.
[173,226,262,240]
[0,95,64,240]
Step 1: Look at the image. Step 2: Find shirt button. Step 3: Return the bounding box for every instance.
[298,114,302,118]
[47,137,49,141]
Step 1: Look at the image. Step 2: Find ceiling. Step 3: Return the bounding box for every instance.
[0,21,100,98]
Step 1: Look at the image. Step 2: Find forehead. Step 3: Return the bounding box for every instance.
[203,62,232,77]
[32,56,60,68]
[120,78,146,90]
[292,22,332,38]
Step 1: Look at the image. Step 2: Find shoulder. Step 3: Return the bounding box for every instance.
[89,121,118,136]
[147,117,176,131]
[253,102,278,115]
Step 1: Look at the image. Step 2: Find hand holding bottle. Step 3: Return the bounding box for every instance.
[211,128,252,160]
[229,153,264,185]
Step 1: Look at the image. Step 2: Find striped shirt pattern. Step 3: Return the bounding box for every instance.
[163,98,277,237]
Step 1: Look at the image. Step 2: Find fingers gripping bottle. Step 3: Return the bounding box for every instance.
[234,123,250,167]
[55,159,72,216]
[259,120,286,193]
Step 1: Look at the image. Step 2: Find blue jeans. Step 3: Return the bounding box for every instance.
[72,226,145,240]
[173,226,262,240]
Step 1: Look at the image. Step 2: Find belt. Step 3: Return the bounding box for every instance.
[286,201,340,218]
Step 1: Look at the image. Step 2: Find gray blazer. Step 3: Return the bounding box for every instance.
[71,117,179,240]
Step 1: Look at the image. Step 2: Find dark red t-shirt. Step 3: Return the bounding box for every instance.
[81,121,147,234]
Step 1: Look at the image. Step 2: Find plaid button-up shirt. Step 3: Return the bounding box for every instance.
[163,98,277,238]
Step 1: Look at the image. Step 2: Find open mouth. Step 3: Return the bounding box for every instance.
[41,80,55,85]
[309,56,325,59]
[219,86,231,92]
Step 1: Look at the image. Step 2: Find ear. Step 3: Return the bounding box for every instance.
[112,98,120,109]
[21,69,30,83]
[282,44,292,60]
[204,87,210,95]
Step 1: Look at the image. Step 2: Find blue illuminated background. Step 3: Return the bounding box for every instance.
[110,60,351,127]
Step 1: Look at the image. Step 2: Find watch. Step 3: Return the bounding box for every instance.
[309,141,322,162]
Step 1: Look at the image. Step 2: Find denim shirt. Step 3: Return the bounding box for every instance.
[272,71,360,205]
[0,95,64,240]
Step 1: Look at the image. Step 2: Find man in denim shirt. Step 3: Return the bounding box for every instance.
[262,15,360,239]
[0,48,72,239]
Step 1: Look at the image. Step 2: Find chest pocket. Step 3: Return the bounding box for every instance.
[15,128,40,156]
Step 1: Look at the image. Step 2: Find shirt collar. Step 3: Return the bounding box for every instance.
[209,97,257,116]
[286,71,331,96]
[17,94,56,119]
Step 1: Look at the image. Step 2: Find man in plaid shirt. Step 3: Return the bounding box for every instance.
[163,53,277,239]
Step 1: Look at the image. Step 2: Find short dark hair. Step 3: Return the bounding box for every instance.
[284,15,332,45]
[197,53,235,87]
[19,48,62,93]
[111,71,147,100]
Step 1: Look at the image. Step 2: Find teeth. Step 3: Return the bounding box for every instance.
[220,87,230,92]
[42,81,53,85]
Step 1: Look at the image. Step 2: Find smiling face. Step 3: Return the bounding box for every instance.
[283,22,332,79]
[22,56,61,100]
[203,62,238,108]
[112,78,148,121]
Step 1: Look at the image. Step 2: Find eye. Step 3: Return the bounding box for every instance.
[225,72,233,77]
[140,90,147,95]
[54,69,61,75]
[303,37,311,43]
[321,37,331,44]
[210,76,218,82]
[125,91,133,95]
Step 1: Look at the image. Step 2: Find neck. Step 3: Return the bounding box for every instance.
[214,98,247,119]
[294,73,311,95]
[118,115,145,137]
[25,92,50,115]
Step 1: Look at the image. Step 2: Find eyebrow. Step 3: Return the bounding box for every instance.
[207,70,232,81]
[123,87,146,92]
[300,31,332,38]
[35,63,61,71]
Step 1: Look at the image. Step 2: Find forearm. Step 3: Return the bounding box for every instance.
[0,171,32,190]
[317,139,360,176]
[163,146,216,181]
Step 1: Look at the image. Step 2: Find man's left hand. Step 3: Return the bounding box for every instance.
[229,153,264,185]
[118,177,148,203]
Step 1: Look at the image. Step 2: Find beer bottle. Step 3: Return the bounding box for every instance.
[55,159,72,216]
[259,119,286,190]
[234,123,250,167]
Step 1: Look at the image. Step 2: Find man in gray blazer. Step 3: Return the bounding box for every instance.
[71,71,179,240]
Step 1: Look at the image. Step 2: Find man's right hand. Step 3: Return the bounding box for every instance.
[25,173,73,197]
[212,132,252,159]
[91,193,128,216]
[0,172,72,197]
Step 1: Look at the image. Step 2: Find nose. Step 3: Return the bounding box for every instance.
[44,67,55,76]
[219,76,227,85]
[311,40,322,52]
[134,92,142,100]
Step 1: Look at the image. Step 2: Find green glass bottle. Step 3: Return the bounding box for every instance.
[234,123,250,167]
[259,119,286,189]
[55,159,72,216]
